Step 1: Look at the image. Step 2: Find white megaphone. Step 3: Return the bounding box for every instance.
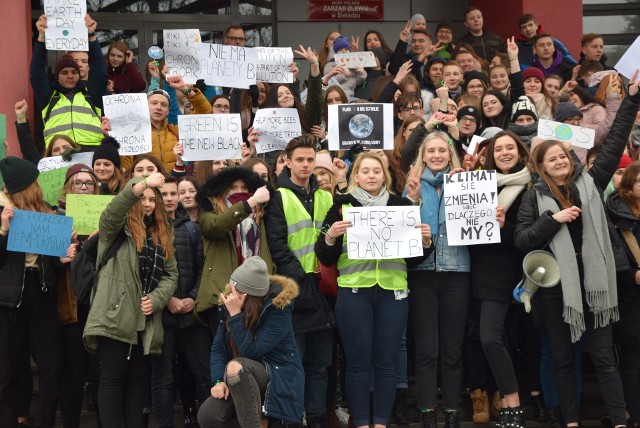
[513,250,560,313]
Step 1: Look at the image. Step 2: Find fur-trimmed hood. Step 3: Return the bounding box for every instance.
[220,274,299,310]
[197,166,268,211]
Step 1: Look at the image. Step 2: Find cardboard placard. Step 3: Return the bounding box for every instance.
[327,103,393,150]
[256,47,294,83]
[43,0,88,51]
[66,194,114,235]
[252,108,302,153]
[334,51,377,68]
[163,29,201,84]
[178,114,243,161]
[537,119,596,150]
[198,43,257,89]
[7,209,73,257]
[103,94,152,156]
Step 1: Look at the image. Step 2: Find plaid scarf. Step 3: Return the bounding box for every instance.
[139,234,165,295]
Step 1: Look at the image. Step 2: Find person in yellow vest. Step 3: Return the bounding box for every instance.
[314,151,432,428]
[30,15,105,149]
[264,135,335,428]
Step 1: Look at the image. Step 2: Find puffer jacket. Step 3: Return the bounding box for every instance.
[195,167,275,317]
[580,96,621,146]
[120,88,212,172]
[83,178,178,355]
[606,194,640,345]
[212,275,303,424]
[162,206,204,328]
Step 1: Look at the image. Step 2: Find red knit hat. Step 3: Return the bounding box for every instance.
[54,57,80,80]
[618,155,632,170]
[522,67,545,83]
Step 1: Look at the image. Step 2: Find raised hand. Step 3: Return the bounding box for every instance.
[220,286,246,316]
[629,69,639,96]
[145,172,166,188]
[294,45,319,64]
[399,20,411,43]
[393,60,413,84]
[148,61,160,78]
[126,50,134,64]
[350,35,360,51]
[14,99,28,118]
[85,14,97,35]
[506,36,518,58]
[100,116,112,134]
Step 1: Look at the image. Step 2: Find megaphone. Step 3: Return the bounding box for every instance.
[513,250,560,313]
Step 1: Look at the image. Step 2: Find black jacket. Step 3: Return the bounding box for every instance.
[606,194,640,344]
[162,206,205,328]
[470,177,528,302]
[265,169,335,333]
[16,121,42,166]
[515,93,640,256]
[314,193,433,268]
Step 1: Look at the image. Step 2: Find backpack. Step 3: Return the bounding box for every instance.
[70,231,126,306]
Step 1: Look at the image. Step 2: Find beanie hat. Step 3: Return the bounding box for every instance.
[230,256,270,297]
[65,163,98,184]
[410,14,426,28]
[0,156,40,194]
[92,137,122,169]
[436,20,455,34]
[369,47,389,69]
[522,67,545,83]
[511,95,538,122]
[464,70,488,88]
[457,105,481,124]
[618,155,632,170]
[426,56,446,70]
[555,102,583,123]
[333,36,351,53]
[54,57,80,80]
[147,89,171,102]
[315,152,335,174]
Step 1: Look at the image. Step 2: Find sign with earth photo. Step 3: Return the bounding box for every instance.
[327,103,393,150]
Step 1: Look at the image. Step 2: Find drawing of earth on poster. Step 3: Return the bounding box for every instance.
[338,104,383,149]
[349,114,374,138]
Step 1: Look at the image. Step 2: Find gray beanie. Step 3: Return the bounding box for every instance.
[555,102,583,123]
[230,256,270,297]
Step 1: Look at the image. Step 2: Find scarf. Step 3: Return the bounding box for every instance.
[535,173,619,342]
[419,167,448,237]
[352,186,390,207]
[507,122,538,147]
[496,166,531,211]
[139,233,165,295]
[227,193,261,265]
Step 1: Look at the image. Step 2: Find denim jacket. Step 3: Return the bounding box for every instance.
[412,217,470,272]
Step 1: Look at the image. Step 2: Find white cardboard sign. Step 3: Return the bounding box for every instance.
[178,114,243,161]
[103,94,152,156]
[252,108,302,153]
[44,0,88,51]
[537,119,596,150]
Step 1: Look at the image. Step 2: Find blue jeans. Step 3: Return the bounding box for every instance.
[295,328,334,420]
[336,286,408,427]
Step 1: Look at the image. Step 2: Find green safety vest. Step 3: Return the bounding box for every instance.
[278,187,333,273]
[337,203,407,290]
[42,91,103,147]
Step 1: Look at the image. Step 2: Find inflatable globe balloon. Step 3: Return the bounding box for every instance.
[148,46,164,60]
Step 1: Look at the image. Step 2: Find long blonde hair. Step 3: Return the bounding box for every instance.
[412,131,462,172]
[347,152,393,194]
[126,187,174,260]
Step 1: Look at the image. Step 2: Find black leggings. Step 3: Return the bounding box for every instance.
[479,299,518,395]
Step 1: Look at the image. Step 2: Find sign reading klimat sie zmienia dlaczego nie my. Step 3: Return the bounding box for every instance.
[307,0,383,21]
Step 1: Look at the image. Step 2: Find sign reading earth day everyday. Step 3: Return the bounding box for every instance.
[327,103,394,150]
[43,0,88,51]
[537,119,596,150]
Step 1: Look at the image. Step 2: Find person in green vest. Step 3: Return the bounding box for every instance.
[314,151,432,428]
[264,135,335,428]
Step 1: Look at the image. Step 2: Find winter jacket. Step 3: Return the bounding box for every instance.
[195,168,275,317]
[388,39,425,80]
[211,276,303,423]
[162,206,204,328]
[515,25,576,71]
[108,62,147,94]
[580,96,621,146]
[456,30,505,60]
[530,51,575,83]
[515,93,640,257]
[605,194,640,344]
[83,178,178,355]
[323,61,367,99]
[120,88,211,172]
[470,171,529,302]
[16,121,42,166]
[579,52,614,71]
[265,169,336,333]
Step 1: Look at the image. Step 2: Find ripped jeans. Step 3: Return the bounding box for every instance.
[198,357,269,428]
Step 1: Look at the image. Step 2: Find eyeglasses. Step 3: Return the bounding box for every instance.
[402,106,422,114]
[467,84,485,90]
[225,36,246,43]
[565,116,582,125]
[72,180,96,189]
[459,117,477,124]
[213,104,231,111]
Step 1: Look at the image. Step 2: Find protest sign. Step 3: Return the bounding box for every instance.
[103,93,152,155]
[163,29,201,84]
[7,209,73,258]
[537,119,595,150]
[343,206,423,259]
[252,108,302,153]
[199,43,257,88]
[334,51,377,68]
[614,36,640,80]
[38,167,69,206]
[178,114,243,161]
[467,135,486,155]
[37,152,94,173]
[44,0,88,51]
[444,170,500,246]
[327,103,393,150]
[66,194,114,235]
[256,47,294,83]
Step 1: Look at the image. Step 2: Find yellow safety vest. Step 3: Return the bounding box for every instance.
[42,91,103,147]
[337,203,407,290]
[278,187,332,273]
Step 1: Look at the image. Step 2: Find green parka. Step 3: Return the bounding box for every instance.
[83,177,178,355]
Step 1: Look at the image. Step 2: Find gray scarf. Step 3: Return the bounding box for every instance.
[352,186,390,207]
[536,173,619,342]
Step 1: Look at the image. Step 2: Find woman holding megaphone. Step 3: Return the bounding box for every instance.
[514,70,640,428]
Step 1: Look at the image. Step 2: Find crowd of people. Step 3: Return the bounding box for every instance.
[1,5,640,428]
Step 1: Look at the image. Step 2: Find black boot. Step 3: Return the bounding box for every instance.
[530,394,547,421]
[496,408,511,428]
[392,388,409,424]
[419,409,438,428]
[509,406,526,428]
[444,410,460,428]
[547,407,562,428]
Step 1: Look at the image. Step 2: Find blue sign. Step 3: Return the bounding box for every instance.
[6,209,73,258]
